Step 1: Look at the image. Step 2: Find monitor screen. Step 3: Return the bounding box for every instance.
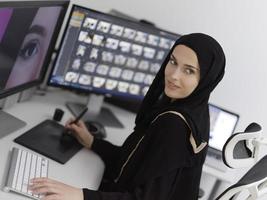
[0,1,69,139]
[209,104,239,151]
[0,0,69,99]
[48,5,180,101]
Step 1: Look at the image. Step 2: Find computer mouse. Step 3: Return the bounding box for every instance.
[84,121,106,139]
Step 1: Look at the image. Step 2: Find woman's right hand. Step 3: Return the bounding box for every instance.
[65,118,94,149]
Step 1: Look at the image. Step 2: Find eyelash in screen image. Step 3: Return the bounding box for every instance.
[19,39,40,60]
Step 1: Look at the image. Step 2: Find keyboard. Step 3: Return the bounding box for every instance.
[4,147,49,199]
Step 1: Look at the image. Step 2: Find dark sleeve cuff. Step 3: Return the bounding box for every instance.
[91,138,108,154]
[91,138,121,161]
[83,188,101,200]
[91,138,122,180]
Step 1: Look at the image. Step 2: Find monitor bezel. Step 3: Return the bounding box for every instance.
[47,4,180,100]
[0,0,69,99]
[208,103,240,152]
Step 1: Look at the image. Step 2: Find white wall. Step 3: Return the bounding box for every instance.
[71,0,267,138]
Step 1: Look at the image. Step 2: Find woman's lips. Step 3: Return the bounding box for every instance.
[167,80,180,89]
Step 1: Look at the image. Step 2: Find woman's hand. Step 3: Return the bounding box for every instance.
[65,118,94,149]
[29,178,83,200]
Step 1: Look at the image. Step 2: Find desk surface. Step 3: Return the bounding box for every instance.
[0,88,243,199]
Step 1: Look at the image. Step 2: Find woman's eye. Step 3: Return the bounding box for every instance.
[19,39,39,60]
[169,58,176,65]
[184,68,195,75]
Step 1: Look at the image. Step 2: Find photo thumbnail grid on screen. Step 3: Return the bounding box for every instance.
[49,5,180,100]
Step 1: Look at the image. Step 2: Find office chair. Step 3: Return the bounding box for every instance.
[222,122,266,169]
[215,122,267,200]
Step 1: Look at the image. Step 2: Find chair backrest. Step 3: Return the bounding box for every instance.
[216,122,267,200]
[216,155,267,200]
[222,122,262,168]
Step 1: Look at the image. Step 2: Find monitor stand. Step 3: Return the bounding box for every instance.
[66,94,124,128]
[0,93,26,138]
[0,110,26,139]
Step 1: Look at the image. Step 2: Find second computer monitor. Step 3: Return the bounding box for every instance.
[0,0,69,138]
[209,104,239,152]
[0,1,69,98]
[48,5,180,101]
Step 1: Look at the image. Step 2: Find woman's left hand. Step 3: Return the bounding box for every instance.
[29,177,83,200]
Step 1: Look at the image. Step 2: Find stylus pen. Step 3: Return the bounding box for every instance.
[70,107,88,125]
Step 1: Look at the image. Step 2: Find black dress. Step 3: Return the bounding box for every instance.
[83,112,207,200]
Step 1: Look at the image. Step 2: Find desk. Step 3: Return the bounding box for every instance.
[0,88,243,200]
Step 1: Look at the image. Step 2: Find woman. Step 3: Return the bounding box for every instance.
[30,33,225,200]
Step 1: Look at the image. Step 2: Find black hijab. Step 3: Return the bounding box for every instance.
[135,33,226,149]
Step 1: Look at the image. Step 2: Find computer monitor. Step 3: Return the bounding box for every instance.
[48,4,180,127]
[209,103,239,152]
[0,0,69,138]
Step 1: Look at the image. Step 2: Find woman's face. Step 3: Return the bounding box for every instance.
[164,44,200,100]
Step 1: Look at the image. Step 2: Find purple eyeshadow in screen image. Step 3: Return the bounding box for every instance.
[0,8,13,42]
